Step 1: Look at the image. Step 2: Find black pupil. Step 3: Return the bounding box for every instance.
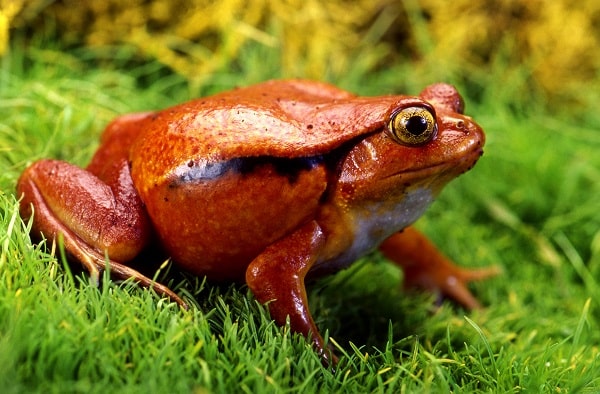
[405,116,428,136]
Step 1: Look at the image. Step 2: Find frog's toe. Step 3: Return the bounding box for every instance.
[106,260,189,309]
[404,265,501,309]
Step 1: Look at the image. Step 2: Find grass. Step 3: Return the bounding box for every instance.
[1,33,599,393]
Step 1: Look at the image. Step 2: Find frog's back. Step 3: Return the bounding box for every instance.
[129,79,413,194]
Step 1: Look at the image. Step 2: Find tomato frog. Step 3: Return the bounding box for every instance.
[17,79,499,362]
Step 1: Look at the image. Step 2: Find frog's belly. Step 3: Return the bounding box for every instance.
[314,187,435,275]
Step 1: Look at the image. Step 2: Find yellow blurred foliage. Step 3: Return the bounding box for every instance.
[4,0,600,103]
[418,0,600,99]
[0,0,25,54]
[8,0,389,82]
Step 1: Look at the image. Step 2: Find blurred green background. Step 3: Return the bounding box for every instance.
[3,0,599,110]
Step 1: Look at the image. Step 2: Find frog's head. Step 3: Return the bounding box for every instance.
[336,83,485,204]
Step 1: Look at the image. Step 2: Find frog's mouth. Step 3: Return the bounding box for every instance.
[417,144,483,175]
[404,120,486,182]
[382,141,484,195]
[435,144,484,175]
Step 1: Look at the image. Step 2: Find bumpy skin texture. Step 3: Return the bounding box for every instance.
[17,79,499,363]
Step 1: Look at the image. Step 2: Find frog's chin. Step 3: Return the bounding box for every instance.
[397,145,483,181]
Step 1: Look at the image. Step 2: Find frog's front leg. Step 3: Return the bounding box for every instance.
[17,159,186,307]
[380,226,500,309]
[246,221,336,363]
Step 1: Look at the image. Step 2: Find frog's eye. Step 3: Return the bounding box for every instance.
[387,106,437,146]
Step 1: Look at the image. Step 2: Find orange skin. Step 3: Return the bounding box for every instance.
[17,80,498,363]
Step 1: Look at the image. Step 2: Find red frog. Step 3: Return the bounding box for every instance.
[17,80,498,362]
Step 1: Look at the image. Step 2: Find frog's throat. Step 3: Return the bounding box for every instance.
[315,187,435,273]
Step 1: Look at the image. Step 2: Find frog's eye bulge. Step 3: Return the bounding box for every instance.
[387,106,437,146]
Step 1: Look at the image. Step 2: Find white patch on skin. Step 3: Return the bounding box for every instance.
[320,187,435,270]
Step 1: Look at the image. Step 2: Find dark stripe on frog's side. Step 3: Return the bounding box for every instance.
[169,155,325,187]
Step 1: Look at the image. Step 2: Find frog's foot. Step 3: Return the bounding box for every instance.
[112,265,188,309]
[55,229,188,309]
[73,241,188,309]
[402,262,500,309]
[103,261,188,309]
[379,226,501,309]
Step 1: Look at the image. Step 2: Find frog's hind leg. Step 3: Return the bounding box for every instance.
[16,159,186,308]
[379,226,500,309]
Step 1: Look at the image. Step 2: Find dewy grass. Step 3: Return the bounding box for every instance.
[0,38,599,393]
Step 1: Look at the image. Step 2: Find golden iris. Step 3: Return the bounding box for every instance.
[387,106,437,146]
